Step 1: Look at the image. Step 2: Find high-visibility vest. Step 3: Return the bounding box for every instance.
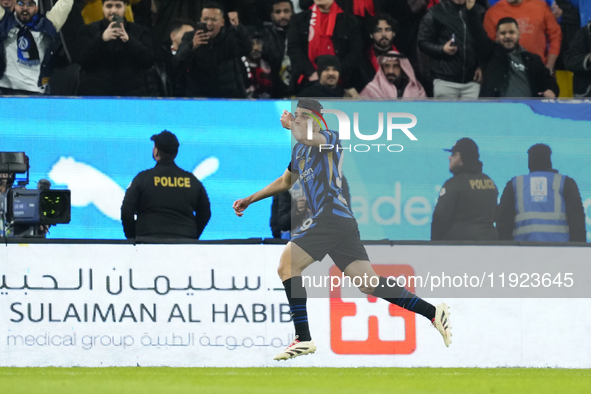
[512,171,569,241]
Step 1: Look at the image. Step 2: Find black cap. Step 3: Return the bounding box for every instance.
[150,130,179,155]
[444,138,479,160]
[245,25,262,40]
[315,54,341,76]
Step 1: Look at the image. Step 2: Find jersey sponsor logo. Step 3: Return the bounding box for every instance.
[530,177,548,202]
[154,176,191,188]
[329,265,417,355]
[299,167,314,182]
[469,179,496,190]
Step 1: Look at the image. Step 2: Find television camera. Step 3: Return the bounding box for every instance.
[0,152,71,238]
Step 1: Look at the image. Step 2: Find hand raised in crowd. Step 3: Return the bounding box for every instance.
[551,1,562,19]
[541,89,556,98]
[473,67,482,83]
[119,24,129,42]
[280,110,293,130]
[443,38,457,56]
[192,30,209,49]
[102,21,128,42]
[228,11,239,26]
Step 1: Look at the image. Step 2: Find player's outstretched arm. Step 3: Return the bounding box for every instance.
[233,169,293,217]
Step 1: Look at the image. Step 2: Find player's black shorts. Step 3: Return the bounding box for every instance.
[290,212,369,271]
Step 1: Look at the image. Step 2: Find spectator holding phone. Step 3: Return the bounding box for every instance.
[417,0,484,97]
[154,18,195,96]
[465,0,559,97]
[0,0,74,95]
[174,2,252,98]
[75,0,156,96]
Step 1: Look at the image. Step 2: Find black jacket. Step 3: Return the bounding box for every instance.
[288,9,362,88]
[564,22,591,97]
[121,160,211,240]
[496,170,586,242]
[176,24,251,98]
[431,161,498,241]
[261,22,289,98]
[417,0,483,84]
[76,19,155,96]
[270,191,292,238]
[466,7,559,97]
[297,82,344,97]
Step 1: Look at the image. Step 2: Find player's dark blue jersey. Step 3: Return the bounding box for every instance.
[289,129,353,219]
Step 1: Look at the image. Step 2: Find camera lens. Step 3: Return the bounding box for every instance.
[40,191,69,220]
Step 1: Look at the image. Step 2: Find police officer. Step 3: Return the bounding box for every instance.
[497,144,586,242]
[431,138,498,241]
[121,131,211,240]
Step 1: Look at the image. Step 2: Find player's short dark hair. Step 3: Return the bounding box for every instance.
[202,1,224,15]
[368,13,399,34]
[169,18,196,35]
[497,17,519,31]
[102,0,129,4]
[297,99,323,114]
[151,130,179,160]
[528,143,552,172]
[271,0,294,11]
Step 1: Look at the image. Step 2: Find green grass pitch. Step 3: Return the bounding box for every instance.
[1,367,590,394]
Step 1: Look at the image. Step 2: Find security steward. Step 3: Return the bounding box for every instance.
[431,138,498,241]
[121,131,211,240]
[496,144,586,242]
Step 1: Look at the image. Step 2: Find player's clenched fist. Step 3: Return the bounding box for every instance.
[233,198,251,217]
[280,110,293,130]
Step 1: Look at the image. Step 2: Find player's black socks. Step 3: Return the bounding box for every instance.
[283,276,312,342]
[372,276,436,321]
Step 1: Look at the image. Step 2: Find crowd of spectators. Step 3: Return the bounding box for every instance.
[1,0,590,98]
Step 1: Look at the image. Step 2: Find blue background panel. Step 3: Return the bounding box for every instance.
[0,97,589,241]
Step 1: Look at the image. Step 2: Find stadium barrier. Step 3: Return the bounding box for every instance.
[1,97,590,242]
[1,242,590,368]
